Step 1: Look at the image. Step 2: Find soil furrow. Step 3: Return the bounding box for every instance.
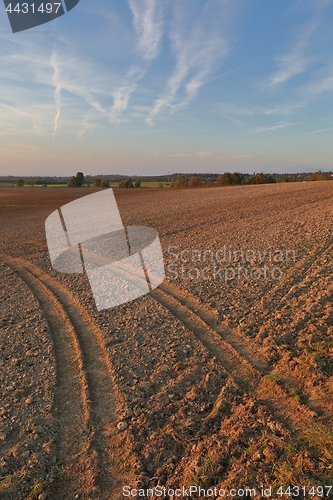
[239,240,333,334]
[158,240,333,421]
[149,283,330,449]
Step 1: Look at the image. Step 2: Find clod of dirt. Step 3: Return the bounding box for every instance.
[117,421,129,431]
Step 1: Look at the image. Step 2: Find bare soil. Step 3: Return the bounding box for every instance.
[0,182,332,499]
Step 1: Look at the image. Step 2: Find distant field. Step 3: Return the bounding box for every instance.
[110,181,171,188]
[0,183,68,187]
[1,181,333,498]
[141,181,171,188]
[0,182,171,188]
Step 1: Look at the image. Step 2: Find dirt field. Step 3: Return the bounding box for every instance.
[0,182,333,499]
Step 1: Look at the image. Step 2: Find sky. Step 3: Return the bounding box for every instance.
[1,0,333,176]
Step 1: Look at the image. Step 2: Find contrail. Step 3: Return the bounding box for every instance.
[51,53,62,142]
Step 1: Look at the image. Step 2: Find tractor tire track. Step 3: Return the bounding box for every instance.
[2,257,92,499]
[5,250,332,488]
[101,255,322,437]
[1,256,127,500]
[81,250,324,436]
[150,287,333,455]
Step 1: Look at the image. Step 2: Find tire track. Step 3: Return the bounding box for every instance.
[149,285,333,474]
[1,256,127,500]
[2,258,92,498]
[87,253,324,439]
[151,286,259,388]
[5,250,332,485]
[77,247,324,434]
[4,237,46,249]
[146,254,333,460]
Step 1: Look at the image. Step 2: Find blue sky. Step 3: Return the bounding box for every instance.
[1,0,333,176]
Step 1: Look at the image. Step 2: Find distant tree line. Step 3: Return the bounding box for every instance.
[6,169,333,189]
[306,170,329,181]
[173,171,276,187]
[67,172,111,188]
[67,173,141,188]
[246,172,276,184]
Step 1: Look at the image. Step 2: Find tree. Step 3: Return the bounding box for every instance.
[175,175,188,187]
[230,172,244,185]
[67,176,77,188]
[247,172,276,184]
[189,175,202,186]
[100,179,110,188]
[67,172,85,187]
[93,178,102,187]
[307,171,327,181]
[158,182,164,188]
[16,179,24,187]
[134,180,141,188]
[217,172,244,186]
[118,178,134,188]
[217,173,232,185]
[206,177,213,186]
[75,172,85,187]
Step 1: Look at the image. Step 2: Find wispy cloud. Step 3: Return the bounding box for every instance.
[197,152,213,158]
[128,0,164,61]
[77,112,97,140]
[216,101,303,126]
[0,103,38,119]
[267,18,320,87]
[0,2,158,131]
[305,74,333,95]
[0,33,117,137]
[50,52,62,141]
[168,150,191,157]
[109,66,145,123]
[298,127,333,136]
[107,1,164,122]
[265,0,333,88]
[246,122,296,134]
[261,103,304,115]
[146,0,240,124]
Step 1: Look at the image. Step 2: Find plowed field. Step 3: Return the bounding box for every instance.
[1,182,332,499]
